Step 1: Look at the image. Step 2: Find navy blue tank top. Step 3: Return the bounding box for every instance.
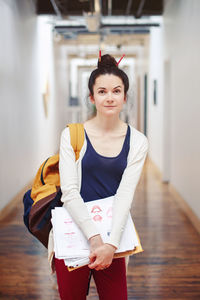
[80,125,130,202]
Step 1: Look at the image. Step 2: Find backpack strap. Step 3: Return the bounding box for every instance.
[67,123,85,161]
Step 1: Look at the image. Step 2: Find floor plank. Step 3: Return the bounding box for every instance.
[0,159,200,299]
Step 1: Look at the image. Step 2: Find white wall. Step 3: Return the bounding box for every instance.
[148,0,200,218]
[0,0,63,211]
[148,27,164,172]
[164,0,200,218]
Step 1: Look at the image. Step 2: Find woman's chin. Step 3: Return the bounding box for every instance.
[103,109,120,115]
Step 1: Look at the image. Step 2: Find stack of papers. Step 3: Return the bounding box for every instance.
[51,195,140,269]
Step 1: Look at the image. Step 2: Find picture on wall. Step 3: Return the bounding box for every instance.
[153,79,157,105]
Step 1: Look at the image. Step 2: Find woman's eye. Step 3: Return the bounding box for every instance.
[114,89,120,94]
[98,90,105,94]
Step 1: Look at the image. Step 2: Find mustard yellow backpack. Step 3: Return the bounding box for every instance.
[23,123,84,248]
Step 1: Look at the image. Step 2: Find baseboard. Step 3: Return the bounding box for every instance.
[169,184,200,235]
[0,181,33,222]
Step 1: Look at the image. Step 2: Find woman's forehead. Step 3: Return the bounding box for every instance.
[94,74,123,88]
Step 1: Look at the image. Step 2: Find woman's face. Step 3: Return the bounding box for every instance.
[90,74,126,116]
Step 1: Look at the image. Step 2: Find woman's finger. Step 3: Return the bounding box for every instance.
[104,264,110,269]
[88,260,99,269]
[89,251,96,260]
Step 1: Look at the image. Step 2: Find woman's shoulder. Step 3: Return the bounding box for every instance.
[60,126,71,144]
[129,124,147,139]
[128,124,148,150]
[61,126,70,136]
[61,124,86,145]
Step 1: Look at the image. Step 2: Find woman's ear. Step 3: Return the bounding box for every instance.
[124,95,127,103]
[89,94,95,104]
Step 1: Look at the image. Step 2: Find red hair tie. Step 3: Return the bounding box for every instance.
[117,54,125,66]
[99,50,101,62]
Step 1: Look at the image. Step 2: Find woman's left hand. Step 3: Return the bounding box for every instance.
[88,243,117,271]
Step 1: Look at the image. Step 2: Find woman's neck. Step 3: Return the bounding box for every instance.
[91,113,124,133]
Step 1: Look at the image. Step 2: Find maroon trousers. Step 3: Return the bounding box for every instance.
[54,257,128,300]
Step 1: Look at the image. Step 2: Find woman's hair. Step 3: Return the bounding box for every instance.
[88,54,129,96]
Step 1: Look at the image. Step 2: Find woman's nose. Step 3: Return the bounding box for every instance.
[106,92,114,101]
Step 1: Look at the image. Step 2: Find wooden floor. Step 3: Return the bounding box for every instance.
[0,159,200,300]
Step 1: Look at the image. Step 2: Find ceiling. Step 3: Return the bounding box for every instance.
[36,0,163,43]
[36,0,163,18]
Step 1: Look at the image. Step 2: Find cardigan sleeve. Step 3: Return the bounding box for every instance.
[106,132,149,249]
[59,127,100,240]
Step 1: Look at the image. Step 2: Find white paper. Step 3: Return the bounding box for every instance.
[51,195,139,266]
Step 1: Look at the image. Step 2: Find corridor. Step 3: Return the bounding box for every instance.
[1,0,200,299]
[0,158,200,299]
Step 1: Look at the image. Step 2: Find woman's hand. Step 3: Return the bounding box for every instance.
[88,235,117,271]
[89,234,104,253]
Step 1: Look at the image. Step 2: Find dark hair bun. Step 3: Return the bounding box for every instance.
[97,54,117,69]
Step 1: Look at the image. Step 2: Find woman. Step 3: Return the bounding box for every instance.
[49,54,148,299]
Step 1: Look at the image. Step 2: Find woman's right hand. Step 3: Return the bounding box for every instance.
[89,235,104,270]
[88,235,116,270]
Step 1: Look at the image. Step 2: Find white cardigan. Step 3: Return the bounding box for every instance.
[48,124,148,267]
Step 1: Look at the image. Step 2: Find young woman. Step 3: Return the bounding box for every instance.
[48,54,148,300]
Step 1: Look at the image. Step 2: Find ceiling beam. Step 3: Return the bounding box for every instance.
[108,0,112,16]
[49,0,62,18]
[94,0,101,13]
[126,0,132,16]
[136,0,146,18]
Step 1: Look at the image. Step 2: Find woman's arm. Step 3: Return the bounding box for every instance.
[89,130,148,270]
[59,127,100,240]
[60,128,111,270]
[107,133,149,249]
